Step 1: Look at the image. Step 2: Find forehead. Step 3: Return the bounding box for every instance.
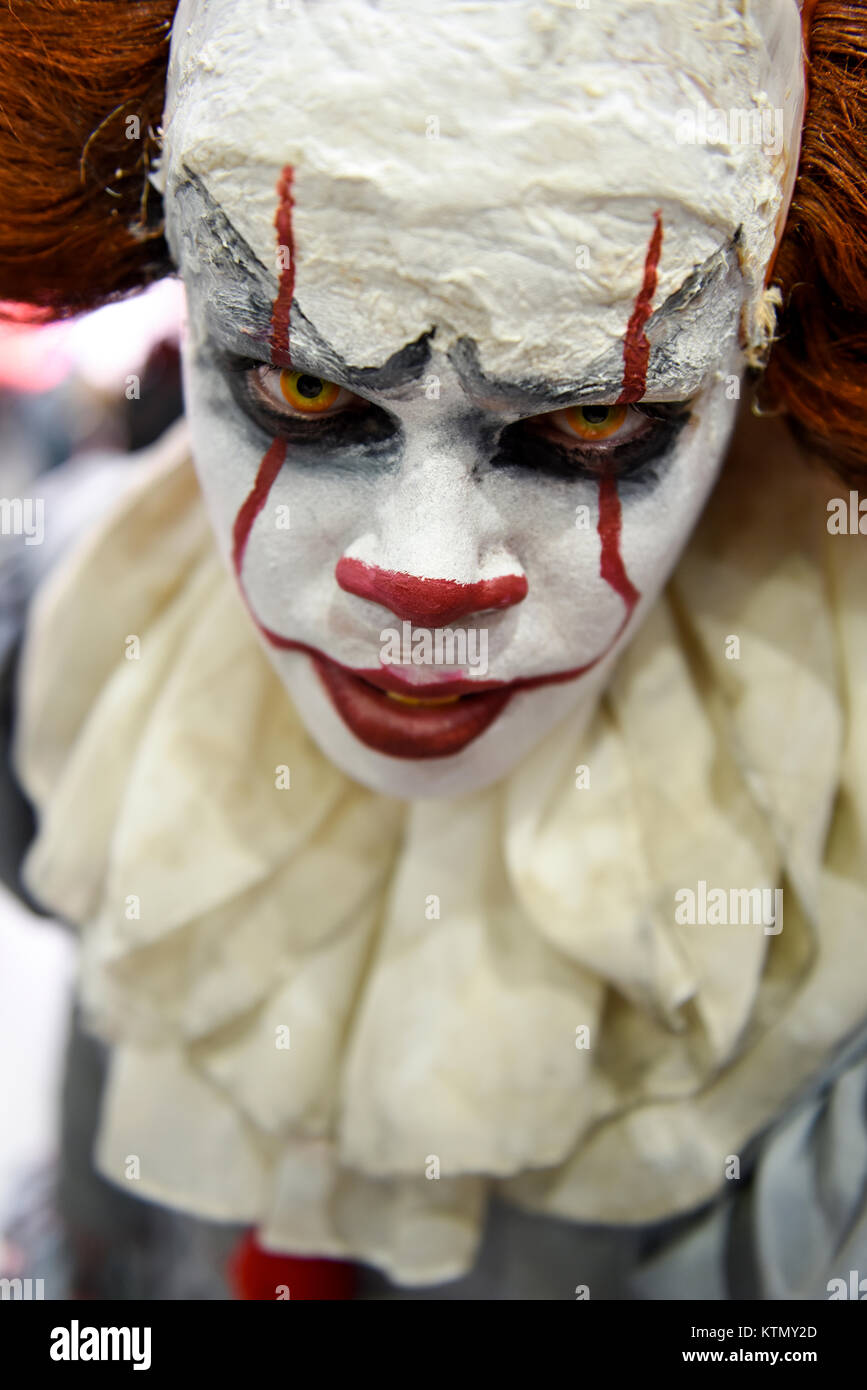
[161,0,804,383]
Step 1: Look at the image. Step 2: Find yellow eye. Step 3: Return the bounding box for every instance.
[279,370,342,413]
[562,404,628,441]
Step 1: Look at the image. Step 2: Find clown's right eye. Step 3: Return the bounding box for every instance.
[222,354,398,452]
[253,367,367,417]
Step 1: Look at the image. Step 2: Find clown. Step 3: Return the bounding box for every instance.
[2,0,867,1299]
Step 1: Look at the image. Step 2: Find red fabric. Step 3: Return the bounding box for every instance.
[228,1230,355,1301]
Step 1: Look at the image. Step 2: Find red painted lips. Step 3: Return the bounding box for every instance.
[311,653,512,759]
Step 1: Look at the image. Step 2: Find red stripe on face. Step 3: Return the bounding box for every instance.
[270,165,296,360]
[232,437,287,578]
[233,166,295,586]
[596,212,663,623]
[617,210,663,406]
[597,474,640,618]
[335,557,528,625]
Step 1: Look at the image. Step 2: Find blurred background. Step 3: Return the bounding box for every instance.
[0,279,184,1292]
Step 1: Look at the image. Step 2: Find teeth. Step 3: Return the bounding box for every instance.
[385,691,462,707]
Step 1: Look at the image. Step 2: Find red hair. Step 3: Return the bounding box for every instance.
[0,1,176,318]
[761,1,867,484]
[0,0,866,482]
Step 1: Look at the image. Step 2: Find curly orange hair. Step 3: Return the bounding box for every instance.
[761,0,867,483]
[0,1,175,318]
[0,0,865,481]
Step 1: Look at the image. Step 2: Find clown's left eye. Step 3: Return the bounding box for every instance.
[493,398,692,482]
[255,367,365,417]
[548,403,636,444]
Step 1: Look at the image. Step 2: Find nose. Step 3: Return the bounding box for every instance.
[336,557,527,626]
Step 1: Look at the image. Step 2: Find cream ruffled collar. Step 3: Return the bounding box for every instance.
[14,412,867,1285]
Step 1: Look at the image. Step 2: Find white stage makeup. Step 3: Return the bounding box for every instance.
[154,0,806,798]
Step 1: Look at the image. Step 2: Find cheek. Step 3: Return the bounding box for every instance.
[240,464,376,637]
[182,348,377,628]
[507,396,736,668]
[614,396,738,597]
[181,346,252,547]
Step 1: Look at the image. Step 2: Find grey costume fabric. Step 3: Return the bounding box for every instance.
[631,1022,867,1302]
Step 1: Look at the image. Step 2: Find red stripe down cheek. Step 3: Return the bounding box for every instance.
[597,474,640,618]
[232,439,287,580]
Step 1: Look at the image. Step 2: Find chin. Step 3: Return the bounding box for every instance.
[280,649,612,799]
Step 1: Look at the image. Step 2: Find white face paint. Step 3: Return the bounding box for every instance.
[157,0,805,798]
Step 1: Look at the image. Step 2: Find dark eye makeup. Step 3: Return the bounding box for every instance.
[221,354,399,450]
[219,352,693,483]
[490,401,693,483]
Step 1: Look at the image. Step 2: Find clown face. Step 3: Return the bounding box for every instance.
[158,0,805,797]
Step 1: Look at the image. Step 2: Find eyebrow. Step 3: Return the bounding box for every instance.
[175,169,436,391]
[448,336,630,410]
[447,234,742,410]
[176,169,739,407]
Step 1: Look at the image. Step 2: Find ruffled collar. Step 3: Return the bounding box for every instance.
[15,411,867,1284]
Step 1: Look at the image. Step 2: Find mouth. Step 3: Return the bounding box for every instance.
[257,627,624,761]
[311,653,513,759]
